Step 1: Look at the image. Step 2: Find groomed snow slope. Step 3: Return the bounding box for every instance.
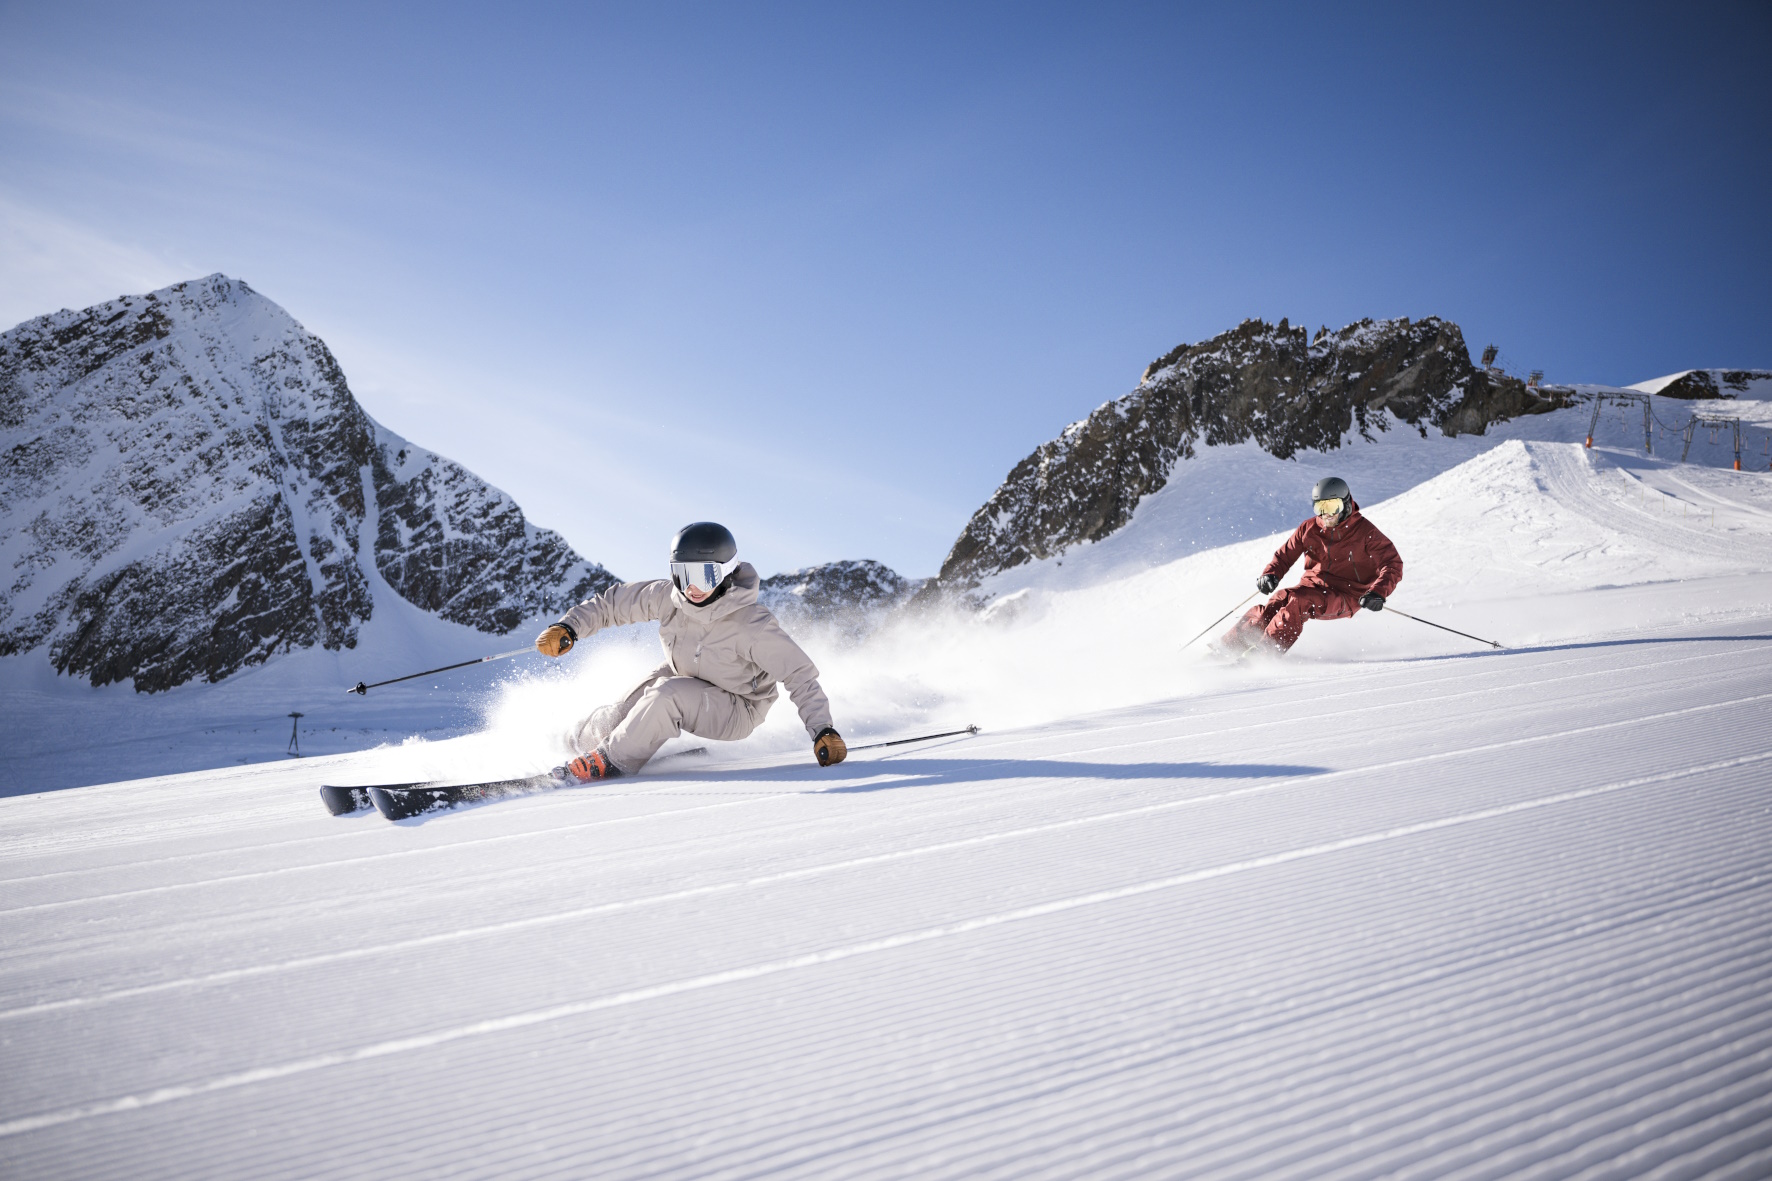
[2,428,1770,1177]
[1,609,1768,1178]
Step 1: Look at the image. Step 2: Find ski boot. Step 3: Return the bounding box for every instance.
[551,748,622,784]
[1207,629,1282,665]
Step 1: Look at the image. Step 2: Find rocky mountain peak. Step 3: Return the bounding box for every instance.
[758,559,923,641]
[0,274,616,691]
[913,315,1569,601]
[1634,369,1772,399]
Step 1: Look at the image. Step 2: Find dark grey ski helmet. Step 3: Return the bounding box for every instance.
[669,522,740,603]
[670,521,737,564]
[1310,476,1352,522]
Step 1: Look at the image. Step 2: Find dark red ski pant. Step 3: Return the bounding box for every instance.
[1224,585,1364,653]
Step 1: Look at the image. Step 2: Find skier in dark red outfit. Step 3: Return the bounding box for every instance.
[1219,476,1403,656]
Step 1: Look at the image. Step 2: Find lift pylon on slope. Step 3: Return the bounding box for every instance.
[1680,415,1742,470]
[1585,392,1653,455]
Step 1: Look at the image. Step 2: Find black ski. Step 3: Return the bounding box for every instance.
[318,747,717,819]
[320,783,406,815]
[317,730,964,822]
[319,775,556,820]
[370,776,558,820]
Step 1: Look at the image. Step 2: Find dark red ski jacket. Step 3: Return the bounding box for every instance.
[1263,500,1404,599]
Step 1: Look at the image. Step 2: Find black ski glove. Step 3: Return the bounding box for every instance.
[813,727,847,767]
[1256,574,1278,595]
[1360,593,1385,612]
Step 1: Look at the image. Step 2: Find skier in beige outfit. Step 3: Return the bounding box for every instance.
[535,522,846,781]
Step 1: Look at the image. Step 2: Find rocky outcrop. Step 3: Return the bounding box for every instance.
[1648,369,1772,399]
[0,275,617,691]
[759,560,921,641]
[914,316,1568,601]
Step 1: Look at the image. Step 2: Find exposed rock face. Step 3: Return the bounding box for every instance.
[0,275,617,691]
[758,560,922,641]
[915,316,1567,601]
[1649,369,1772,399]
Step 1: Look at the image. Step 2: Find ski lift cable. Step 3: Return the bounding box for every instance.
[1585,390,1768,469]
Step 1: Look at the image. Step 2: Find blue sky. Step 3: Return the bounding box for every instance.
[2,2,1767,579]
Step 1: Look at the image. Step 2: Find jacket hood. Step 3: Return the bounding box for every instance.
[671,561,760,620]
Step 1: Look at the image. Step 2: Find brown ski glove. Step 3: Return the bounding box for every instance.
[535,622,577,657]
[813,727,847,767]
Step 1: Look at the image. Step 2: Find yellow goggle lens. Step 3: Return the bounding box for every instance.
[1313,497,1345,517]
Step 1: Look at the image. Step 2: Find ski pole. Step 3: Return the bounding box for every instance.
[849,725,980,752]
[1180,591,1258,652]
[1382,607,1503,650]
[346,646,534,695]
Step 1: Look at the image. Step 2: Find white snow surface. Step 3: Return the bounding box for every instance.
[2,394,1771,1176]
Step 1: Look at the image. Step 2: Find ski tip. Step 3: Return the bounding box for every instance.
[368,785,462,822]
[319,784,373,816]
[368,786,428,821]
[365,778,549,821]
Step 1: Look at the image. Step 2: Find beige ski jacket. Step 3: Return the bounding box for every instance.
[557,563,834,737]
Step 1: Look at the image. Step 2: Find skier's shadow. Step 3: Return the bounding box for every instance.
[1396,633,1772,663]
[668,757,1329,793]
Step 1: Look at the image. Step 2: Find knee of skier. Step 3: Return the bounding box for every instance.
[642,677,701,726]
[566,716,600,757]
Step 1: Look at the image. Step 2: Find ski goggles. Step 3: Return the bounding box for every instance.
[1313,497,1346,518]
[671,556,740,597]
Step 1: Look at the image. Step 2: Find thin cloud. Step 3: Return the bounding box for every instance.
[0,192,192,331]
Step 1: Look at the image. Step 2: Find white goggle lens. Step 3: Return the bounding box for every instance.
[672,558,737,595]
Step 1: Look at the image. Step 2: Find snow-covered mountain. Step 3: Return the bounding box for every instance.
[758,559,923,641]
[1627,367,1772,399]
[0,275,617,692]
[913,316,1567,602]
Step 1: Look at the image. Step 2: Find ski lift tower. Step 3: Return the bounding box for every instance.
[1585,392,1654,455]
[1480,344,1499,371]
[287,712,304,758]
[1680,415,1742,469]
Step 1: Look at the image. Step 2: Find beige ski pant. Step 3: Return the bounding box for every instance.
[571,669,769,773]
